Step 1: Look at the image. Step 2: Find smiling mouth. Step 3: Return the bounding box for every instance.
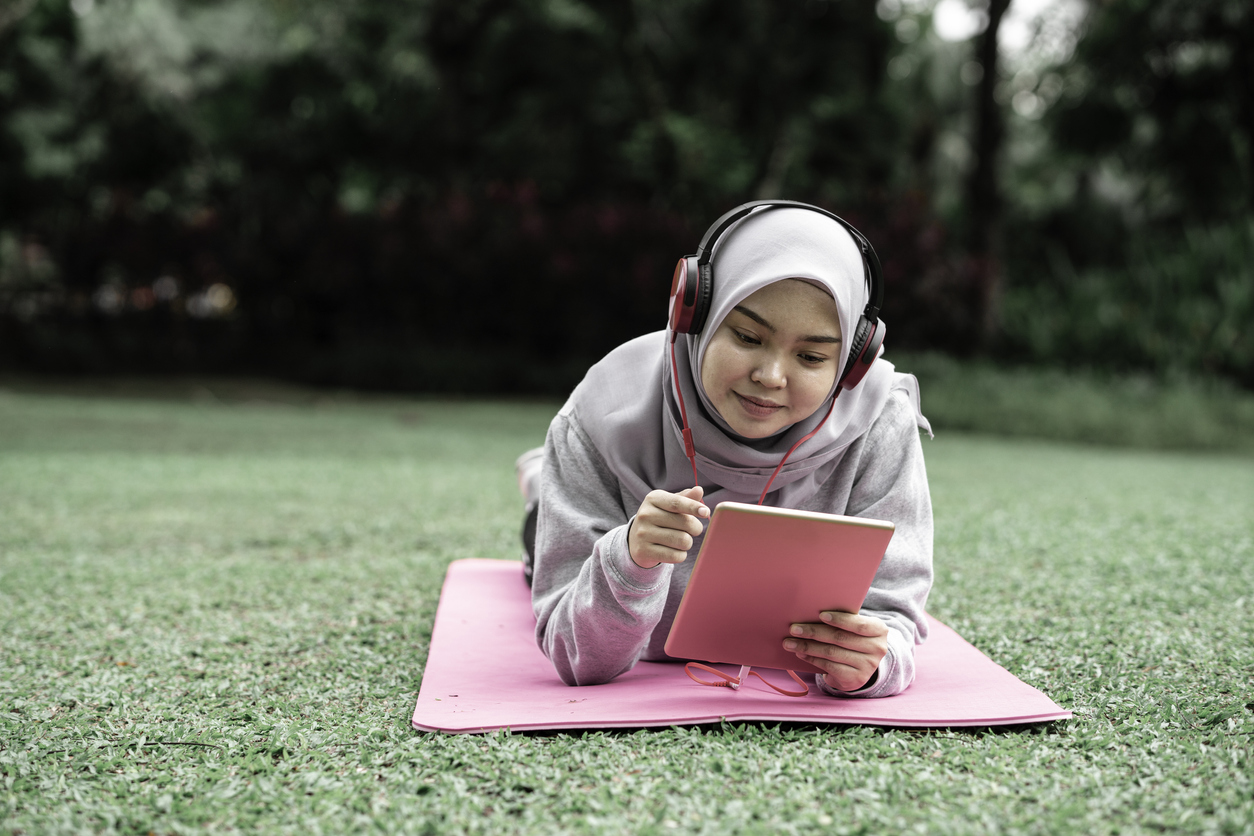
[734,392,784,418]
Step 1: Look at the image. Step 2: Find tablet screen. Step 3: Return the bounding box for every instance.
[664,501,894,674]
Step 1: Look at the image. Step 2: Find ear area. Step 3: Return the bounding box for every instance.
[669,256,713,335]
[668,257,699,334]
[839,319,886,390]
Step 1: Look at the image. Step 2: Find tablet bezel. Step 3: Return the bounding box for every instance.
[664,501,894,675]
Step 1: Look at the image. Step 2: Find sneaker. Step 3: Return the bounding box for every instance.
[514,447,544,508]
[514,448,544,587]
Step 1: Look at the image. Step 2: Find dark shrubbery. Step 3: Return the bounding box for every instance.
[0,0,1250,391]
[1001,221,1254,386]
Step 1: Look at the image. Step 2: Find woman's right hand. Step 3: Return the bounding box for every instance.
[628,486,710,569]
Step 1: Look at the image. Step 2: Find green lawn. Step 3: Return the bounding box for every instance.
[1,379,1252,835]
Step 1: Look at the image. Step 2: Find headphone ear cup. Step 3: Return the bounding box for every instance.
[839,318,886,390]
[668,256,712,335]
[690,262,713,334]
[668,257,694,333]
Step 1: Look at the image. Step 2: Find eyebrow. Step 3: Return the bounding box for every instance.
[732,304,842,345]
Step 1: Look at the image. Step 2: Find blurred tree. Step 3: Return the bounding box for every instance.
[2,0,1249,389]
[3,0,931,391]
[963,0,1009,342]
[994,0,1254,383]
[1047,0,1252,226]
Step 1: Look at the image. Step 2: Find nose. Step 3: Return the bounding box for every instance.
[750,354,786,389]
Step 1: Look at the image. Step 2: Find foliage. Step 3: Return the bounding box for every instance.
[998,219,1254,386]
[0,0,1251,389]
[1,387,1251,833]
[1046,0,1253,227]
[996,0,1254,385]
[893,349,1254,450]
[3,0,967,389]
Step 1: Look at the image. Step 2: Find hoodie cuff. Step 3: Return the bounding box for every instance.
[816,627,912,699]
[604,518,674,593]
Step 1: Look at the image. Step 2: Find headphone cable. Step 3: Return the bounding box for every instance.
[669,332,700,487]
[669,331,838,701]
[755,392,838,505]
[671,331,839,504]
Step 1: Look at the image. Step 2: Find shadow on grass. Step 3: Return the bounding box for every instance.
[439,719,1070,740]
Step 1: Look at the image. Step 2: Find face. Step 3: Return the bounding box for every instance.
[700,279,843,439]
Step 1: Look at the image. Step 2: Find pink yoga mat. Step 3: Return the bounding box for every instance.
[411,559,1070,734]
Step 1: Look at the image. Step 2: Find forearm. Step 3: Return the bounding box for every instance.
[530,412,674,685]
[815,624,915,698]
[812,391,934,698]
[533,521,673,685]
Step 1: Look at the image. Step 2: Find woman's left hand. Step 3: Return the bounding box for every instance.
[783,611,888,692]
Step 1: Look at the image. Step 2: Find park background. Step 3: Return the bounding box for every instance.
[1,0,1251,395]
[2,2,1253,835]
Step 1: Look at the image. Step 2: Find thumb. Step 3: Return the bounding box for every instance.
[678,486,709,517]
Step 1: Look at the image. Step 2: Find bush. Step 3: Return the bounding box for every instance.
[892,350,1254,452]
[1000,220,1254,386]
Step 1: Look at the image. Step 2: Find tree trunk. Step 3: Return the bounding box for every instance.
[965,0,1011,344]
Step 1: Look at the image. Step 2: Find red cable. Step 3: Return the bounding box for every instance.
[670,334,700,487]
[755,389,839,505]
[671,332,841,504]
[684,662,810,697]
[669,342,845,699]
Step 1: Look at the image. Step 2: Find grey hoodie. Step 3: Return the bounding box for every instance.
[531,206,934,698]
[531,332,933,698]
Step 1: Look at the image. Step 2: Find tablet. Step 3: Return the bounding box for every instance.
[664,501,894,675]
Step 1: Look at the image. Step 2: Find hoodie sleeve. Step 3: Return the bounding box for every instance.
[531,410,673,686]
[815,390,934,699]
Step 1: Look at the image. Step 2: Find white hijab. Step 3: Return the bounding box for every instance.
[567,205,930,510]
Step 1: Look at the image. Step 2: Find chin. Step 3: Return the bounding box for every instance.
[725,401,790,439]
[739,423,786,439]
[726,414,788,440]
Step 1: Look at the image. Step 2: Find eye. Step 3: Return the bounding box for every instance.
[798,353,828,366]
[733,329,761,346]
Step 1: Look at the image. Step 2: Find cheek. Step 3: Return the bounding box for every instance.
[799,369,838,410]
[699,356,721,397]
[699,343,740,394]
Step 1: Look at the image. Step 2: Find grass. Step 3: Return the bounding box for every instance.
[1,376,1252,835]
[889,352,1254,452]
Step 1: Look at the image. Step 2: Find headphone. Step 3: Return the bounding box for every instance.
[666,200,889,501]
[668,199,886,390]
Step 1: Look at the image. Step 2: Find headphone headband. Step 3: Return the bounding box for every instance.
[666,200,891,492]
[693,200,883,320]
[669,199,886,389]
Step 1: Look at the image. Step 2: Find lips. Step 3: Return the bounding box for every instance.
[734,392,784,419]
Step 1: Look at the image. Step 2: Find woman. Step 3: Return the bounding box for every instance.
[518,203,933,698]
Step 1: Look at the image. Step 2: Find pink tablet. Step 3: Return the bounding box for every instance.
[664,501,894,675]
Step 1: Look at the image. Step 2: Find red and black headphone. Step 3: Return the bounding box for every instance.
[667,200,889,501]
[668,199,886,390]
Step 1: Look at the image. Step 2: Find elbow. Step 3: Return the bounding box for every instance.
[548,648,622,687]
[563,669,616,687]
[538,632,619,687]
